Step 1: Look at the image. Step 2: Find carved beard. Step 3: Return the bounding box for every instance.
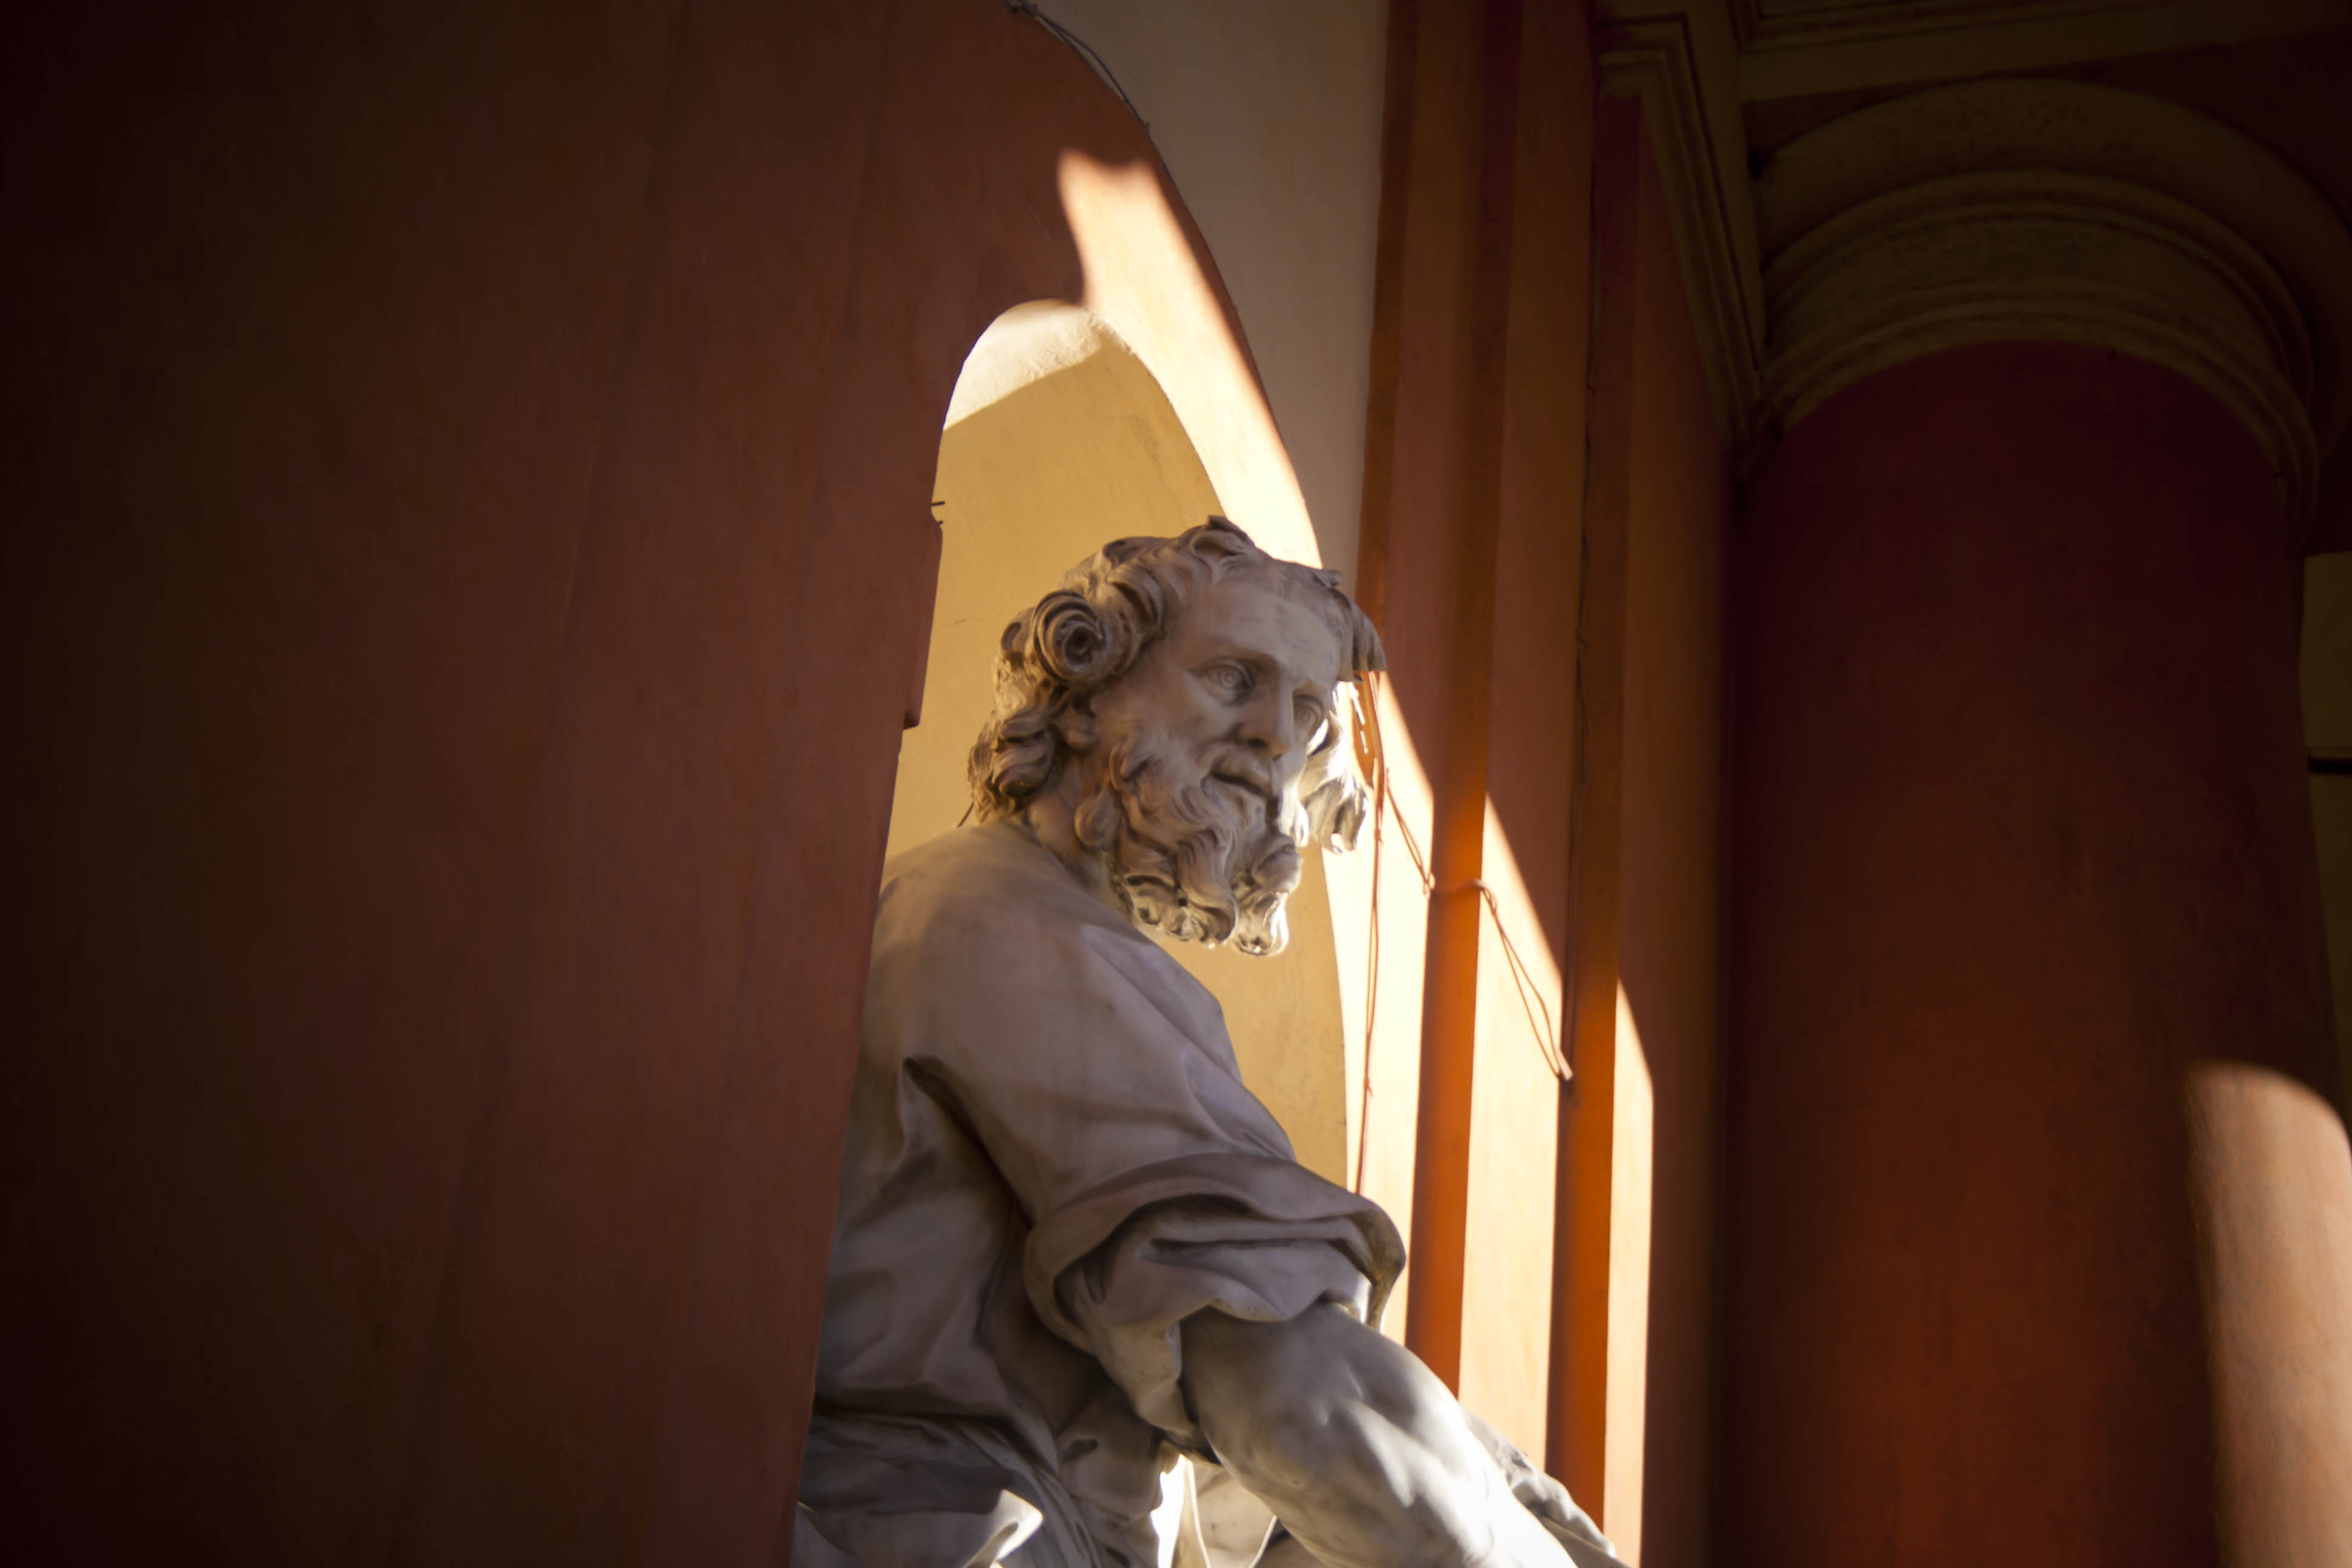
[1068,728,1306,956]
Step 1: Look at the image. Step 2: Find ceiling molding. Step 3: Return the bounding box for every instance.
[1590,5,2352,512]
[1731,0,2352,102]
[1595,2,1768,452]
[1766,171,2319,511]
[1755,79,2352,523]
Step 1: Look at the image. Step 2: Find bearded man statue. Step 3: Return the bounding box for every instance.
[797,519,1620,1568]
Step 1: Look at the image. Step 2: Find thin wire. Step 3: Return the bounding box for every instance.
[1560,515,1594,1098]
[1349,671,1568,1197]
[1463,880,1569,1083]
[1353,684,1384,1194]
[1358,676,1432,896]
[1002,1,1151,132]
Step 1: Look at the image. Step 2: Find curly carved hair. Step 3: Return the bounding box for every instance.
[968,517,1386,849]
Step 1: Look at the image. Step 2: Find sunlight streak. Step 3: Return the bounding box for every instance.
[1606,983,1653,1563]
[1058,152,1322,572]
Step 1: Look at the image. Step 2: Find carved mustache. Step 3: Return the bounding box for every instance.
[1206,758,1276,805]
[1108,742,1281,825]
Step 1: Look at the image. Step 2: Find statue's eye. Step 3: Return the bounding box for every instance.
[1297,696,1331,750]
[1203,662,1252,698]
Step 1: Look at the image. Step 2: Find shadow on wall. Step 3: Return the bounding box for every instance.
[883,300,1353,1183]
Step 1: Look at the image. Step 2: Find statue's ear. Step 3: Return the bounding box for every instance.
[1055,700,1099,752]
[1351,610,1389,676]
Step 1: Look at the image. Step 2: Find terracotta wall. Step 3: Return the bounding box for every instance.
[1,2,1272,1559]
[1357,6,1737,1536]
[1547,97,1733,1564]
[6,0,1759,1557]
[1354,0,1601,1466]
[1720,342,2344,1565]
[1462,0,1598,1461]
[2305,554,2352,1120]
[1615,125,1734,1568]
[1355,0,1504,1361]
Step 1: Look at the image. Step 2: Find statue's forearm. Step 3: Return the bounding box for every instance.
[1180,1305,1573,1568]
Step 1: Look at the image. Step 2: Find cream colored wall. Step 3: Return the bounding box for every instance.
[2305,551,2352,1122]
[1034,1,1388,591]
[889,315,1351,1183]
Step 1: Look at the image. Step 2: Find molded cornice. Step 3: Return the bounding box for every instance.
[1592,7,2352,512]
[1595,4,1766,451]
[1754,79,2352,517]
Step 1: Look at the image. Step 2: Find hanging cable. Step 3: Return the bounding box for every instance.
[1350,671,1569,1197]
[1001,1,1151,132]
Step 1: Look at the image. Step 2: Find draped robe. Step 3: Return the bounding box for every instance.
[797,817,1403,1568]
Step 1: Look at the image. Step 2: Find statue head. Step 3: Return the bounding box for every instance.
[969,517,1386,956]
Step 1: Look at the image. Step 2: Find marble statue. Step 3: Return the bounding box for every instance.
[797,519,1621,1568]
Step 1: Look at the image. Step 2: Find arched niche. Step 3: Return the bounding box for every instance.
[885,299,1350,1182]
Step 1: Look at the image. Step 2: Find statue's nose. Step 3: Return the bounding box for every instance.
[1236,690,1296,759]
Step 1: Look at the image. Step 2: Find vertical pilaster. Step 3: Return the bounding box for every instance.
[1548,91,1640,1517]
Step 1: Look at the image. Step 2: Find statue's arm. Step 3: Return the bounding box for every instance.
[1179,1303,1588,1568]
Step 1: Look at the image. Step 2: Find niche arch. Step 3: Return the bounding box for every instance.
[886,299,1351,1181]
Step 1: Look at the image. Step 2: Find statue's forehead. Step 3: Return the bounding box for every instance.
[1165,569,1348,685]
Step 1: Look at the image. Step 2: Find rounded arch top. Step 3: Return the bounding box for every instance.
[944,301,1129,429]
[1755,77,2352,462]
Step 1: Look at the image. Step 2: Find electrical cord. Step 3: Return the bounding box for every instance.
[1001,1,1150,133]
[1350,670,1571,1195]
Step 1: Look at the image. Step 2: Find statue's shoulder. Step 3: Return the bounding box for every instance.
[875,818,1117,954]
